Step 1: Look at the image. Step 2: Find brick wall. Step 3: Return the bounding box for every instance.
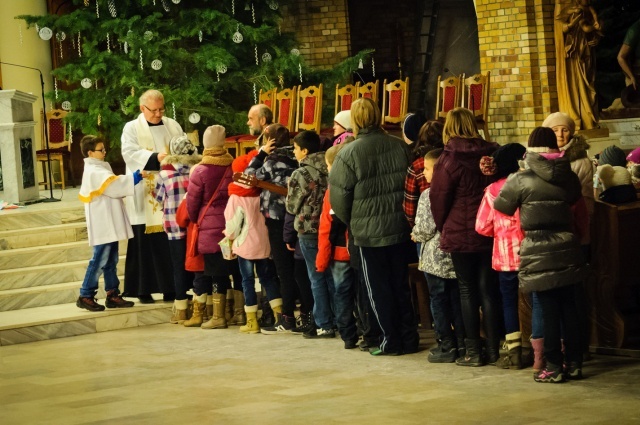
[280,0,351,69]
[476,0,557,143]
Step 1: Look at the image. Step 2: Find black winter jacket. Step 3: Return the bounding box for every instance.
[494,152,587,293]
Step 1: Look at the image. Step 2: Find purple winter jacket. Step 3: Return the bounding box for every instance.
[429,136,498,253]
[187,164,233,254]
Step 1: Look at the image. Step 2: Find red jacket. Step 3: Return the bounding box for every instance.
[316,188,350,272]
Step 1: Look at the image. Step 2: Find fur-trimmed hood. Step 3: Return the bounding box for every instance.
[561,134,590,162]
[161,153,202,167]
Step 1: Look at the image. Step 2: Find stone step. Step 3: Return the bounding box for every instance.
[0,205,85,231]
[0,278,124,312]
[0,222,88,250]
[0,296,172,346]
[0,257,125,291]
[0,239,127,271]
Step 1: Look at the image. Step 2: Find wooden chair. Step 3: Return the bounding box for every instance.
[381,78,409,127]
[358,80,379,103]
[435,74,463,122]
[335,82,359,115]
[462,72,491,141]
[275,86,297,131]
[295,84,323,134]
[36,109,75,190]
[259,87,277,117]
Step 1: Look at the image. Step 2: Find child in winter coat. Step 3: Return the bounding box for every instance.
[316,144,358,349]
[77,135,142,311]
[412,148,465,363]
[154,134,201,323]
[476,143,531,370]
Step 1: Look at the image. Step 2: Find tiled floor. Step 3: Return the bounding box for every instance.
[1,324,639,424]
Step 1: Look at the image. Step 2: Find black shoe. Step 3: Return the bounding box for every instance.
[370,347,401,356]
[565,362,583,380]
[163,292,176,302]
[309,328,336,338]
[302,327,317,338]
[359,340,371,351]
[294,312,315,335]
[76,296,105,312]
[428,339,457,363]
[261,313,297,335]
[344,339,359,349]
[138,295,154,304]
[106,291,135,308]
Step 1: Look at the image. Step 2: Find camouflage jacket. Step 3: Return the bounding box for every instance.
[285,151,328,234]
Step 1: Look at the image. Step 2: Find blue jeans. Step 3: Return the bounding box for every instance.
[237,257,281,306]
[299,236,335,330]
[80,242,120,297]
[531,291,544,339]
[499,271,520,334]
[424,273,465,342]
[330,260,357,342]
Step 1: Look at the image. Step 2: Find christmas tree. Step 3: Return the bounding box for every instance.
[18,0,371,150]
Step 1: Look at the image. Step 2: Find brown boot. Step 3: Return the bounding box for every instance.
[228,290,247,325]
[183,295,206,327]
[202,293,228,329]
[169,299,189,324]
[496,331,523,370]
[203,295,213,321]
[239,305,260,334]
[225,289,234,321]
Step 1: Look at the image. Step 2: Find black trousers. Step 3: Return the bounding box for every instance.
[359,242,419,354]
[123,225,174,297]
[266,218,299,316]
[167,238,194,300]
[294,258,314,315]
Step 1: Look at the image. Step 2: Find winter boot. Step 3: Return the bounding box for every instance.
[239,305,260,334]
[203,295,213,322]
[225,289,234,321]
[201,293,228,329]
[457,337,466,360]
[456,338,483,367]
[261,299,297,334]
[105,290,135,308]
[228,290,247,326]
[258,295,275,328]
[169,299,189,324]
[496,331,523,370]
[295,311,315,335]
[428,337,457,363]
[531,338,546,373]
[485,338,501,365]
[183,295,206,327]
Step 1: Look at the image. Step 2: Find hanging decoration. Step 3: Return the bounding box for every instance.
[39,27,53,41]
[144,31,154,41]
[121,100,127,114]
[216,72,220,82]
[96,0,100,19]
[68,124,73,145]
[267,0,278,10]
[358,58,363,69]
[299,63,303,83]
[152,0,156,5]
[262,52,272,63]
[251,3,256,24]
[232,25,243,43]
[151,59,162,70]
[231,0,235,16]
[254,46,259,66]
[19,24,23,46]
[124,41,128,54]
[172,103,176,121]
[81,78,92,89]
[106,33,111,52]
[189,112,201,124]
[71,33,75,50]
[216,64,227,74]
[131,87,135,97]
[35,23,39,33]
[253,83,257,104]
[198,31,203,42]
[95,79,98,89]
[56,31,66,42]
[139,49,144,70]
[291,48,300,56]
[77,32,82,57]
[372,57,376,77]
[84,0,89,6]
[278,74,284,89]
[97,114,102,126]
[172,0,181,3]
[54,78,59,100]
[108,0,117,17]
[62,101,71,111]
[161,0,170,12]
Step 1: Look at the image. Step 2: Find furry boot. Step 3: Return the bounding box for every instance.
[202,293,228,329]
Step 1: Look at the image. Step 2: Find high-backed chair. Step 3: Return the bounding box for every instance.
[259,87,277,116]
[335,82,359,115]
[36,109,75,189]
[358,80,379,103]
[462,71,491,141]
[276,86,297,131]
[295,84,323,134]
[435,74,464,122]
[381,77,409,127]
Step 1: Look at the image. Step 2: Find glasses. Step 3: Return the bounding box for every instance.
[143,105,166,114]
[93,148,107,154]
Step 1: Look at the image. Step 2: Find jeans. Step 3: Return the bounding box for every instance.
[299,236,335,330]
[537,284,582,367]
[80,242,120,297]
[499,271,520,334]
[265,218,298,316]
[167,238,193,300]
[450,251,502,343]
[531,291,544,339]
[424,273,465,342]
[330,260,358,343]
[237,257,281,306]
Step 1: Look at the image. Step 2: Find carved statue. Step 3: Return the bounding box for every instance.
[554,0,602,130]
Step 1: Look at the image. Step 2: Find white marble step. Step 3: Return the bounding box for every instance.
[0,205,85,231]
[0,222,88,250]
[0,239,127,271]
[0,278,124,312]
[0,257,125,291]
[0,295,172,346]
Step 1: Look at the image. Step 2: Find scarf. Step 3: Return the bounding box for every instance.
[200,147,234,166]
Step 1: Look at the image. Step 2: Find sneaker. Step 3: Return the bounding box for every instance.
[534,366,565,383]
[76,296,105,312]
[344,339,359,349]
[260,314,297,335]
[294,312,315,335]
[303,327,318,338]
[304,328,335,339]
[370,347,400,356]
[106,291,135,308]
[565,362,583,380]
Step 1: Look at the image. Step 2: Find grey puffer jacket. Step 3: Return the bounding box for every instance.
[494,152,587,293]
[329,127,411,247]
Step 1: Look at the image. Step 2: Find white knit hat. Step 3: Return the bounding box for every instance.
[203,125,226,149]
[170,133,196,155]
[334,110,352,131]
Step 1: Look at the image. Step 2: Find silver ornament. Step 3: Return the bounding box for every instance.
[188,112,201,124]
[198,31,203,42]
[172,0,181,3]
[151,59,162,70]
[262,52,272,63]
[81,78,92,89]
[55,31,66,42]
[216,64,227,74]
[290,48,300,56]
[161,0,170,12]
[144,31,154,41]
[267,0,279,10]
[62,101,71,111]
[39,27,53,41]
[232,31,243,43]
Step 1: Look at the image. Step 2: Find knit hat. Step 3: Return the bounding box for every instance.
[334,110,352,131]
[597,164,637,204]
[402,113,426,143]
[598,145,627,167]
[527,126,559,152]
[491,143,526,179]
[542,112,575,136]
[627,146,640,164]
[228,150,260,197]
[203,125,226,149]
[169,133,196,156]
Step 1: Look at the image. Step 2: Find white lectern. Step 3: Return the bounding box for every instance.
[0,90,39,203]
